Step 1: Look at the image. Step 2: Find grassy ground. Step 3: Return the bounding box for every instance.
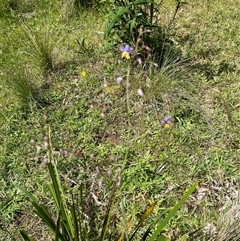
[1,0,240,240]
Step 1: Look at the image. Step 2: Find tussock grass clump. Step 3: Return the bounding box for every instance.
[212,204,240,241]
[191,202,240,241]
[61,0,101,20]
[8,67,51,108]
[8,68,36,104]
[0,0,39,15]
[22,22,61,73]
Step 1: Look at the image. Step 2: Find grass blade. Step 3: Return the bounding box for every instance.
[16,184,56,232]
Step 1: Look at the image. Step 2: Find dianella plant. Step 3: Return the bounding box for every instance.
[17,129,197,241]
[104,0,187,67]
[104,0,156,44]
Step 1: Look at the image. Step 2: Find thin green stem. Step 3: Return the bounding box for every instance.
[126,64,131,129]
[122,63,131,172]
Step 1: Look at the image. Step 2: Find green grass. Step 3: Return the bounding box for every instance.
[1,0,240,240]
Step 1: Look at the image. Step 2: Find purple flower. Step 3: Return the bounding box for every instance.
[120,44,134,54]
[161,116,172,128]
[120,44,134,59]
[162,116,171,124]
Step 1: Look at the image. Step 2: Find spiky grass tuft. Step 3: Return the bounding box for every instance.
[8,68,36,104]
[22,22,60,73]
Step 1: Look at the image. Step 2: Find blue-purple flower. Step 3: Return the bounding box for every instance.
[161,116,171,128]
[120,44,133,59]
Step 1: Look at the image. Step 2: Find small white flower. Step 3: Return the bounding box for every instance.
[145,46,152,52]
[36,145,41,154]
[43,141,49,149]
[98,179,103,189]
[116,76,123,84]
[137,88,144,97]
[137,57,142,65]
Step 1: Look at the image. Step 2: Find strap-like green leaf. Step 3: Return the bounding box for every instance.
[16,184,57,232]
[129,202,156,240]
[129,17,137,37]
[133,0,155,5]
[47,163,62,209]
[148,182,198,241]
[55,210,62,241]
[33,203,56,233]
[47,162,75,238]
[100,182,117,241]
[16,184,38,204]
[104,7,130,38]
[20,230,37,241]
[141,208,168,241]
[178,234,189,241]
[158,234,171,241]
[71,194,80,241]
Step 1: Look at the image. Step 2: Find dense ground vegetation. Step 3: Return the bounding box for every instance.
[1,0,240,240]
